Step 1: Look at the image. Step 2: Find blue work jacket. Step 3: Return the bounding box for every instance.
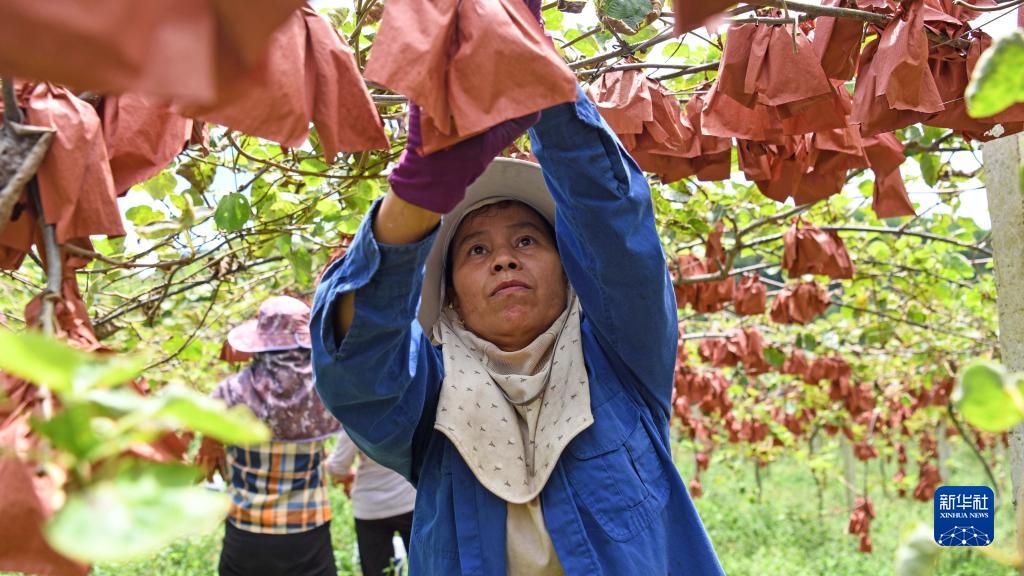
[311,86,724,575]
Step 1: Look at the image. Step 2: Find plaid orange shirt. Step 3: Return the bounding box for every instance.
[226,440,332,534]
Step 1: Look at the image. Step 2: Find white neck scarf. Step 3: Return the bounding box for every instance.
[434,291,593,503]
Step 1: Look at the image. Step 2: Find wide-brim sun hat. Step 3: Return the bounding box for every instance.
[228,295,313,353]
[419,158,556,338]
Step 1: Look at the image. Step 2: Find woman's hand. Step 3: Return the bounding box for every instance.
[331,471,356,498]
[195,436,227,483]
[387,105,540,215]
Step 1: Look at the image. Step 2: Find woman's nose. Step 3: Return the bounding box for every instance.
[492,256,519,272]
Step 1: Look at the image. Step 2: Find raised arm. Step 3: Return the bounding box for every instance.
[313,103,539,481]
[528,86,677,417]
[311,201,443,483]
[331,194,440,337]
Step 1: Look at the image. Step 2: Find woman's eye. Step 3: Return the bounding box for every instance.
[517,236,535,247]
[469,245,486,256]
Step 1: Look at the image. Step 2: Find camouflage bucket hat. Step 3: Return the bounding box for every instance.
[227,295,312,353]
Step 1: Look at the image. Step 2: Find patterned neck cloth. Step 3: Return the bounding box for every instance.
[435,290,593,503]
[214,349,340,442]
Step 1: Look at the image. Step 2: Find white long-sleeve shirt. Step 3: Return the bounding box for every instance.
[326,428,417,520]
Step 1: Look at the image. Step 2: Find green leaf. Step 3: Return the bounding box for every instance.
[31,404,101,460]
[337,215,362,235]
[860,324,895,346]
[857,180,873,199]
[91,236,126,258]
[168,193,188,212]
[45,463,230,564]
[765,348,786,369]
[138,170,178,199]
[214,193,251,232]
[687,217,711,235]
[544,8,564,31]
[315,199,342,221]
[570,31,600,57]
[967,31,1024,118]
[629,24,657,42]
[176,156,216,192]
[0,330,144,394]
[907,308,927,325]
[865,241,892,261]
[895,524,941,576]
[659,187,691,203]
[797,333,817,351]
[275,233,293,259]
[300,158,330,173]
[352,179,380,205]
[250,177,272,205]
[87,388,151,415]
[177,194,214,228]
[160,334,205,363]
[943,252,975,280]
[288,245,314,286]
[598,0,658,34]
[903,124,925,143]
[155,385,271,445]
[953,361,1024,432]
[125,205,166,227]
[662,41,689,59]
[919,154,940,188]
[922,126,945,146]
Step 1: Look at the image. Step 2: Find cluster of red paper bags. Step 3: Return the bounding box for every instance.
[673,223,737,312]
[593,0,1023,219]
[675,218,853,323]
[678,341,878,436]
[848,496,877,552]
[914,435,944,501]
[0,2,391,271]
[0,0,583,269]
[698,327,771,375]
[774,217,855,320]
[678,330,965,513]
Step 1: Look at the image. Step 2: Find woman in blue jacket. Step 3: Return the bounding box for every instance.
[311,83,724,575]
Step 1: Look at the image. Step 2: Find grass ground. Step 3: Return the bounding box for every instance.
[8,439,1017,576]
[88,487,363,576]
[690,439,1016,576]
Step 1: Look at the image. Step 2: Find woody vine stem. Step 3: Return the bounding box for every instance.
[2,77,62,336]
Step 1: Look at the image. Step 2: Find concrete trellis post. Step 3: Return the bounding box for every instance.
[983,133,1024,571]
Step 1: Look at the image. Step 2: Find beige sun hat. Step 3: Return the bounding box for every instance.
[418,158,556,339]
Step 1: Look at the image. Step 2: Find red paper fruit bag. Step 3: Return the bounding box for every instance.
[364,0,576,154]
[182,8,388,160]
[0,0,305,103]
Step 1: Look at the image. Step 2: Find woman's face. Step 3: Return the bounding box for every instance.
[448,202,567,352]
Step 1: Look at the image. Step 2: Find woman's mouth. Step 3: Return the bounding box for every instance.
[491,280,530,297]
